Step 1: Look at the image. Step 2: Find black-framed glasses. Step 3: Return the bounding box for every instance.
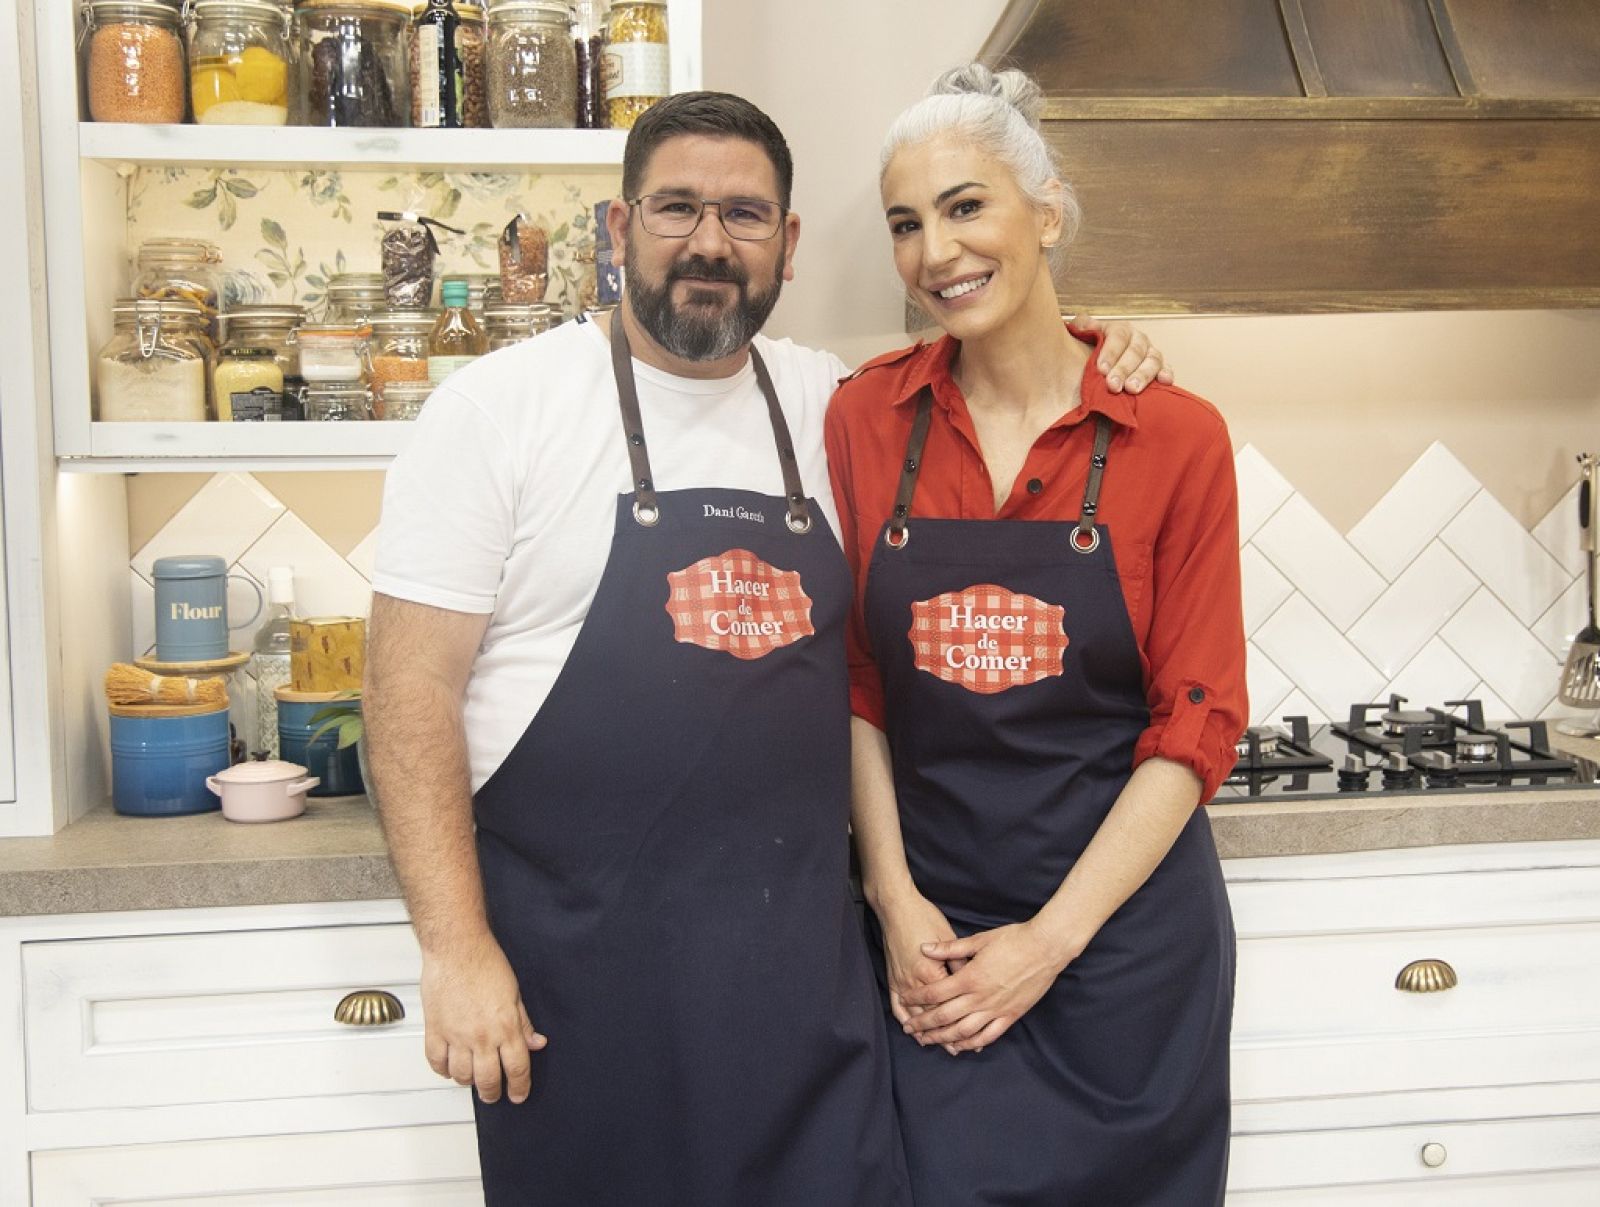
[628,194,786,241]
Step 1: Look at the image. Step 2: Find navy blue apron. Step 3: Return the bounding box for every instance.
[863,392,1234,1207]
[469,318,909,1207]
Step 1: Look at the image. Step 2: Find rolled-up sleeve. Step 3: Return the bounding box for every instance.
[1130,429,1248,802]
[824,388,889,730]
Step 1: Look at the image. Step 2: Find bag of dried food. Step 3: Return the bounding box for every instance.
[498,214,549,305]
[377,211,464,308]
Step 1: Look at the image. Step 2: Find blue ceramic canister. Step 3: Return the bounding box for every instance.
[110,700,231,816]
[151,554,263,663]
[276,688,365,797]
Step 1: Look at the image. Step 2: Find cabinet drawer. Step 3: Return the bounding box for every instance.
[31,1123,481,1205]
[23,924,444,1112]
[1228,1113,1600,1199]
[1233,922,1600,1101]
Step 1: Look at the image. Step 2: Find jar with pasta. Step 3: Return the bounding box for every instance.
[603,0,667,130]
[134,237,223,343]
[486,0,576,129]
[183,0,292,125]
[80,0,188,124]
[96,299,212,422]
[367,308,435,418]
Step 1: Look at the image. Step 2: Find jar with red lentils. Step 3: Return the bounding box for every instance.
[366,308,435,418]
[80,0,189,124]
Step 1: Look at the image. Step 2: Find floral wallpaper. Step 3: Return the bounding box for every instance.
[126,166,621,317]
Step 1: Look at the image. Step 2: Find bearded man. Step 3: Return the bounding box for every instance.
[364,91,1164,1207]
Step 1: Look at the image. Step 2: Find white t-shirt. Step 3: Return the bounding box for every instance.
[373,317,848,791]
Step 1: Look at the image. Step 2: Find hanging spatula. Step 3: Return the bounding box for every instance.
[1559,453,1600,710]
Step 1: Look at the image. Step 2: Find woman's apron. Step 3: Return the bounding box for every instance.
[470,320,908,1207]
[863,391,1234,1207]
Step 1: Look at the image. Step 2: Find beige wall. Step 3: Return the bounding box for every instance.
[128,2,1600,547]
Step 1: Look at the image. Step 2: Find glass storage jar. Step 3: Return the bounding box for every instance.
[381,380,433,419]
[296,0,410,127]
[603,0,667,130]
[367,308,435,417]
[214,345,284,420]
[134,236,224,342]
[305,380,373,420]
[183,0,292,125]
[222,304,306,419]
[485,0,576,129]
[80,0,188,124]
[481,302,542,349]
[324,271,389,321]
[297,321,370,381]
[96,299,212,422]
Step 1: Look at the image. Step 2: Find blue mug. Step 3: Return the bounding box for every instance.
[152,555,264,663]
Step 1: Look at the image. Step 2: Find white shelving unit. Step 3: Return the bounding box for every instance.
[38,0,703,470]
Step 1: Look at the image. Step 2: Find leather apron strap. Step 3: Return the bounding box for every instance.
[609,313,812,533]
[884,386,1115,551]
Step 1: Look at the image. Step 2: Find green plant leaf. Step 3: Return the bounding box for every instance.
[224,176,259,199]
[262,217,287,249]
[550,222,569,244]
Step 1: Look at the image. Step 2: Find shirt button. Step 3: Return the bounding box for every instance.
[1026,478,1043,495]
[1188,686,1206,704]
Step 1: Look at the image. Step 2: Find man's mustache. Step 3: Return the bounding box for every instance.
[668,257,747,287]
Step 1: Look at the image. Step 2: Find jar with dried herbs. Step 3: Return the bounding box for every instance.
[81,0,188,124]
[603,0,667,130]
[486,0,576,129]
[296,0,410,127]
[97,299,211,422]
[184,0,292,125]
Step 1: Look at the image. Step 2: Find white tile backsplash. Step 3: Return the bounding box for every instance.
[1245,642,1294,725]
[1380,639,1479,711]
[1439,589,1565,719]
[1253,595,1387,719]
[1532,481,1588,578]
[1240,545,1293,637]
[1441,490,1571,626]
[346,528,379,582]
[1346,442,1480,581]
[1344,542,1477,677]
[1234,445,1294,545]
[131,473,286,578]
[236,513,374,625]
[1531,576,1589,662]
[1252,494,1385,630]
[1270,689,1326,726]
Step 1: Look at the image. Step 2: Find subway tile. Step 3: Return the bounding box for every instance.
[1345,542,1477,677]
[1465,681,1518,726]
[1380,638,1479,710]
[1254,595,1386,719]
[1240,545,1293,637]
[346,528,378,582]
[1252,494,1386,630]
[1439,589,1565,719]
[131,473,285,579]
[1245,642,1294,726]
[1234,445,1293,545]
[1531,577,1591,662]
[1268,689,1326,727]
[1441,491,1571,626]
[1347,443,1480,582]
[236,513,374,623]
[1531,479,1589,578]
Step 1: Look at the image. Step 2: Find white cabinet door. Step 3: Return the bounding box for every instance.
[31,1124,482,1205]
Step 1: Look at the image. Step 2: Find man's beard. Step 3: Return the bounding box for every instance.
[625,244,784,362]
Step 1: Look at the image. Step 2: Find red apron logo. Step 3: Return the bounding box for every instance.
[666,549,815,660]
[910,584,1068,693]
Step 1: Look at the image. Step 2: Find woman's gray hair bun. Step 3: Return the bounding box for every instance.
[882,63,1078,250]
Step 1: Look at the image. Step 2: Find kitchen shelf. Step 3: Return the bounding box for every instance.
[78,124,631,171]
[61,421,415,473]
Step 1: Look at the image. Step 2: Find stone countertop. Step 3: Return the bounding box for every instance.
[4,734,1600,917]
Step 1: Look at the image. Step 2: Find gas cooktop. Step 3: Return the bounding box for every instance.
[1217,695,1600,802]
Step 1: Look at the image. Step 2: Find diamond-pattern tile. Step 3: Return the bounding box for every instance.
[1240,545,1292,637]
[1345,542,1476,677]
[1439,589,1564,720]
[1245,643,1293,726]
[1234,445,1293,545]
[1441,490,1572,626]
[1531,480,1588,579]
[1254,595,1386,719]
[1346,442,1479,582]
[1252,494,1385,630]
[131,473,285,579]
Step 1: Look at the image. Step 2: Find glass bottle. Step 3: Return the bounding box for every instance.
[572,0,605,128]
[184,0,292,126]
[428,277,488,383]
[251,566,296,757]
[604,0,667,130]
[412,0,462,128]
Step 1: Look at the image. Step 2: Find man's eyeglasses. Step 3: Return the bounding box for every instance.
[628,194,786,241]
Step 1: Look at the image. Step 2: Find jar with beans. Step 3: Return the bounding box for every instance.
[485,0,576,129]
[183,0,292,125]
[296,0,411,127]
[604,0,667,130]
[80,0,188,124]
[367,308,435,417]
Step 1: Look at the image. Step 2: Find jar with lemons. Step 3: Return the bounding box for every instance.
[185,0,293,125]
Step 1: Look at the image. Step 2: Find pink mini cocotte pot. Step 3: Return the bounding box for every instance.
[206,760,320,822]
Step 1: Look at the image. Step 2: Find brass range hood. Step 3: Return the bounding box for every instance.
[966,0,1600,314]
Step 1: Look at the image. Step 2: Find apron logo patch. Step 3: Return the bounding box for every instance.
[910,584,1068,693]
[666,549,815,660]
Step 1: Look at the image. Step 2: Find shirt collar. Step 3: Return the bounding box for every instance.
[888,324,1140,431]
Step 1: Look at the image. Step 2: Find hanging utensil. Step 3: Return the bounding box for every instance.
[1558,453,1600,723]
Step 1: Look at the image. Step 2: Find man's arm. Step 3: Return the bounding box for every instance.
[365,592,546,1105]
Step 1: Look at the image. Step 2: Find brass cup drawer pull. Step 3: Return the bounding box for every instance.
[334,989,406,1026]
[1395,958,1458,993]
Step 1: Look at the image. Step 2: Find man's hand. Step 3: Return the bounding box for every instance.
[1070,313,1175,394]
[421,932,548,1105]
